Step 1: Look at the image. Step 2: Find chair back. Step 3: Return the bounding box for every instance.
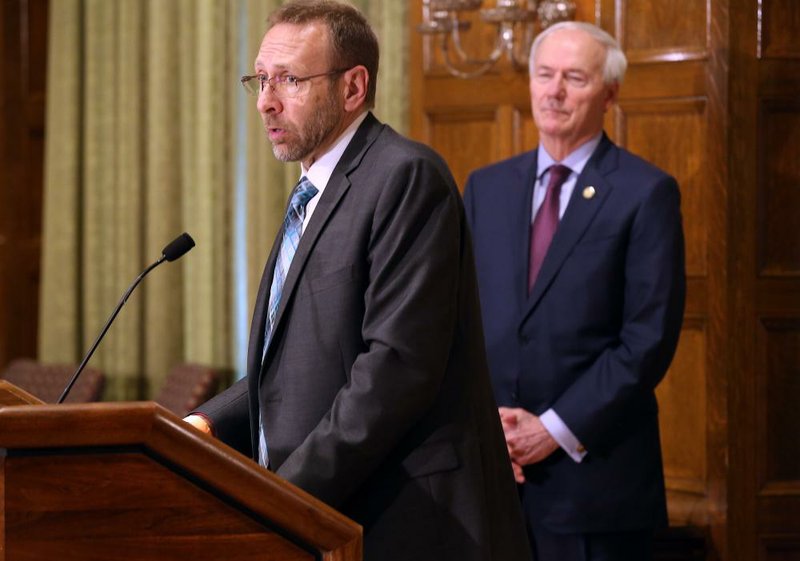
[154,363,220,417]
[1,358,106,403]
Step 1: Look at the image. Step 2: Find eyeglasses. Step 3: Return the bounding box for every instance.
[240,68,349,98]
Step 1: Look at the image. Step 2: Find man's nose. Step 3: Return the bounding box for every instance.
[257,85,281,113]
[545,75,566,97]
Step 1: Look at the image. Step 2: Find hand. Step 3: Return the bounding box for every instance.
[498,407,559,467]
[183,414,213,435]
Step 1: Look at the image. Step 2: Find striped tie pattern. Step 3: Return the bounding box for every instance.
[259,176,318,467]
[263,176,318,354]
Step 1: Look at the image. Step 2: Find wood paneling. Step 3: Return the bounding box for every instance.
[758,99,800,276]
[658,319,708,525]
[514,106,538,155]
[760,538,800,561]
[757,318,800,488]
[618,1,708,58]
[728,0,800,558]
[0,0,48,368]
[617,98,708,277]
[759,0,800,59]
[428,109,502,189]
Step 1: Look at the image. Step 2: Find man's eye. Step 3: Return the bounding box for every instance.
[284,75,299,87]
[566,73,588,86]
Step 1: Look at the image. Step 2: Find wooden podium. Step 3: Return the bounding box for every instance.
[0,381,361,561]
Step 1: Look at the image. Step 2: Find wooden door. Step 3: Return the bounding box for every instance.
[728,1,800,561]
[0,0,48,367]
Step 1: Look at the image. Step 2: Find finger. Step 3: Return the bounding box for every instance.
[499,411,518,430]
[498,407,516,421]
[512,462,525,484]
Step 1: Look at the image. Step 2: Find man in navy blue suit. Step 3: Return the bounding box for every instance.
[464,21,686,561]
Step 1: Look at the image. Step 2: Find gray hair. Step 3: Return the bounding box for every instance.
[528,21,627,85]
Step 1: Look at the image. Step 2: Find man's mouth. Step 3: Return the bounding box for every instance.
[540,107,570,119]
[267,127,286,142]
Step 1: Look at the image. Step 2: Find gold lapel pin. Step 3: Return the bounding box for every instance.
[582,186,596,200]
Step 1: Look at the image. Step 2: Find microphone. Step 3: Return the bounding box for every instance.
[57,233,196,404]
[161,232,195,262]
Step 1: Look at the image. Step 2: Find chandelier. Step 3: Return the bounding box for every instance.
[418,0,576,79]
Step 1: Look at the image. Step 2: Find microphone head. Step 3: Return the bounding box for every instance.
[162,233,196,262]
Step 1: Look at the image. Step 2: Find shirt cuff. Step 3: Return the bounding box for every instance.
[540,408,586,463]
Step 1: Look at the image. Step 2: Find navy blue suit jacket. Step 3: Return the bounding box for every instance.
[463,134,685,533]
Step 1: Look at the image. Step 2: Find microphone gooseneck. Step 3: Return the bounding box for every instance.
[57,233,196,404]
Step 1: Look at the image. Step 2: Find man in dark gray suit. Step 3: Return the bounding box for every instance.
[185,2,531,560]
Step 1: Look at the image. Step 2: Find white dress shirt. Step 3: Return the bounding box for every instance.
[299,111,368,232]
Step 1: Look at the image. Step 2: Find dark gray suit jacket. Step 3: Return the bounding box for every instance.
[197,113,531,561]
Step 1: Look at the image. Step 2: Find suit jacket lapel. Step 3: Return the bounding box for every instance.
[247,221,285,381]
[256,113,384,370]
[522,135,618,322]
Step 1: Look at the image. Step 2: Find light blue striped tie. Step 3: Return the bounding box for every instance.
[259,176,318,468]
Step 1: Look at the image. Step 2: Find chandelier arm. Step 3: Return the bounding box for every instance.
[440,34,502,79]
[434,11,505,65]
[448,17,507,66]
[418,0,575,79]
[508,21,536,70]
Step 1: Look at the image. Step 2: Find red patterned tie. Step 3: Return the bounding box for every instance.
[528,164,571,293]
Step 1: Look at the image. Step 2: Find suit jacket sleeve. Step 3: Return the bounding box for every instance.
[275,150,464,507]
[554,174,686,451]
[193,377,253,457]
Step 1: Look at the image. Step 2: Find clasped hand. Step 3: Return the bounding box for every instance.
[498,407,559,483]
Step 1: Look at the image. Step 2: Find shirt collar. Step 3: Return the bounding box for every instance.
[537,132,603,180]
[301,111,369,191]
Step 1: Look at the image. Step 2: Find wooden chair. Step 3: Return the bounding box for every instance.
[0,358,106,403]
[153,363,220,417]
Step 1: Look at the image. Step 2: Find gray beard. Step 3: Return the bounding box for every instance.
[271,87,342,163]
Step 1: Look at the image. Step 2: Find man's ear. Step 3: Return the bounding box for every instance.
[342,65,369,112]
[603,82,619,112]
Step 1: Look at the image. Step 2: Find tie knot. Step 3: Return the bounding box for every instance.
[546,164,571,189]
[291,177,318,213]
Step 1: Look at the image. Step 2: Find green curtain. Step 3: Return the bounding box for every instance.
[39,0,409,401]
[350,0,409,132]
